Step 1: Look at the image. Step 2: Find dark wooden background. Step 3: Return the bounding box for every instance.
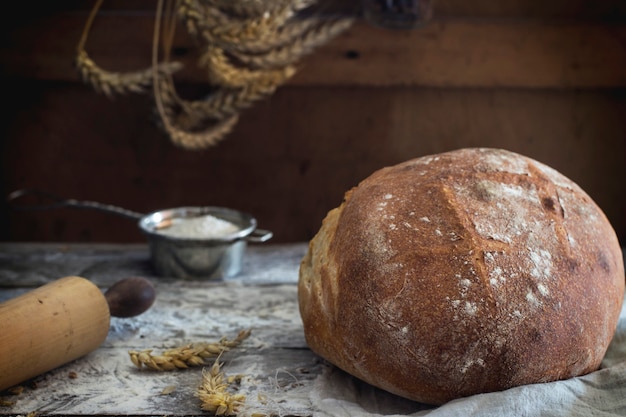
[1,0,625,244]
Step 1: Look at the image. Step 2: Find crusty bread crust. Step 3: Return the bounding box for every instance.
[298,148,625,405]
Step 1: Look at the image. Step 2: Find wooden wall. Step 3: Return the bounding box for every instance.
[1,0,625,245]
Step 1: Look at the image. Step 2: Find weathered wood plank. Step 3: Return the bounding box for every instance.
[2,86,624,243]
[295,21,626,88]
[2,14,625,88]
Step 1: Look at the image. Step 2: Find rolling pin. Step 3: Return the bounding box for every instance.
[0,275,155,391]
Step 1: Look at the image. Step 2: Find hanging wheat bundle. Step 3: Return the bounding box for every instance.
[76,0,355,150]
[75,0,184,98]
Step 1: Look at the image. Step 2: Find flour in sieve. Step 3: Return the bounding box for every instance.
[158,214,240,239]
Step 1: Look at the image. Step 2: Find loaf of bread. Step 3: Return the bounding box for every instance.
[298,147,625,405]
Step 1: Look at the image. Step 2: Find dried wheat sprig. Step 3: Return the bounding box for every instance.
[166,113,240,149]
[154,74,185,120]
[226,15,326,54]
[204,82,281,116]
[153,72,241,147]
[185,0,232,29]
[177,0,254,43]
[154,75,203,129]
[155,0,189,123]
[77,0,105,52]
[169,99,225,131]
[179,78,284,122]
[75,50,183,98]
[196,359,246,416]
[170,99,233,130]
[129,329,251,371]
[76,0,182,98]
[154,0,240,149]
[177,0,203,36]
[200,45,296,88]
[180,1,322,54]
[229,17,354,69]
[180,0,294,45]
[202,0,314,18]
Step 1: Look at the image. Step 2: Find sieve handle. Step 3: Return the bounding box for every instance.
[247,228,273,243]
[7,188,144,220]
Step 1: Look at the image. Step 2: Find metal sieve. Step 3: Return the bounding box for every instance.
[7,189,273,280]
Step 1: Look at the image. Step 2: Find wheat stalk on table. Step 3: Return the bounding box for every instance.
[128,329,251,371]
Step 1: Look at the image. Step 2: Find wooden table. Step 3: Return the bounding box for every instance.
[3,243,625,417]
[0,242,343,417]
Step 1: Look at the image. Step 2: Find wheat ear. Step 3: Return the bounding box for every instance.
[196,358,246,416]
[179,79,284,121]
[202,0,313,18]
[200,46,296,88]
[178,0,294,45]
[152,0,242,150]
[152,59,241,150]
[128,329,251,371]
[176,0,298,48]
[230,17,354,69]
[75,0,183,97]
[226,15,327,54]
[165,114,240,150]
[75,50,182,98]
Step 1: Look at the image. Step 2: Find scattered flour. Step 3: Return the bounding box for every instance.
[526,290,541,308]
[460,357,485,374]
[454,181,542,245]
[480,149,530,175]
[529,249,553,280]
[537,283,550,297]
[464,301,478,315]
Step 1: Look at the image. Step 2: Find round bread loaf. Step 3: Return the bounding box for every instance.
[298,147,624,405]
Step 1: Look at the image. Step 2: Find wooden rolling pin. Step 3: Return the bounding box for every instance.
[0,276,155,391]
